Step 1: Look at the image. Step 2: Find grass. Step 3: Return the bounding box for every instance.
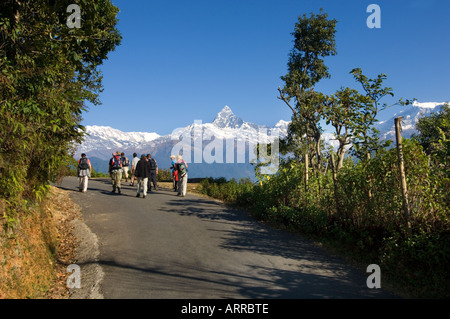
[157,181,204,196]
[0,187,80,299]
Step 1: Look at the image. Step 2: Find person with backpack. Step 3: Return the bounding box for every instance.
[120,152,130,182]
[135,154,150,198]
[109,151,123,194]
[175,154,188,197]
[129,152,140,186]
[146,154,158,191]
[77,153,91,192]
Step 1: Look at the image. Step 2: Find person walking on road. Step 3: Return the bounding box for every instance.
[147,154,158,191]
[170,155,178,192]
[130,152,140,186]
[121,152,130,182]
[77,153,91,192]
[109,151,123,194]
[176,154,188,197]
[135,154,150,198]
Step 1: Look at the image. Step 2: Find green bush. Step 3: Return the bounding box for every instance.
[200,138,449,297]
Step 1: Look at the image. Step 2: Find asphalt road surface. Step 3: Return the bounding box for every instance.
[59,176,398,299]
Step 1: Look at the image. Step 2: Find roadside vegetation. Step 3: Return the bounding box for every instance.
[0,0,121,298]
[1,2,447,299]
[200,10,449,298]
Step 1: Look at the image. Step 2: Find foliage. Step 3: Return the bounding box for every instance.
[157,168,172,182]
[0,0,121,214]
[277,9,337,175]
[0,0,120,297]
[412,103,450,176]
[202,137,449,297]
[201,9,449,297]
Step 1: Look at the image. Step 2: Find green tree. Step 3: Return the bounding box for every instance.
[0,0,121,205]
[324,87,362,171]
[277,9,337,188]
[349,68,407,161]
[412,103,450,175]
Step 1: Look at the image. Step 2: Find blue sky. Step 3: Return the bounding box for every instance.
[82,0,450,135]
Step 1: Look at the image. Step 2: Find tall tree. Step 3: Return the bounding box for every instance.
[0,0,121,202]
[278,9,337,178]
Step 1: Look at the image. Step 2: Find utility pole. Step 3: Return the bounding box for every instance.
[395,117,411,236]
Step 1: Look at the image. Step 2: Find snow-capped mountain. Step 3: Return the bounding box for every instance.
[81,125,160,153]
[75,102,446,178]
[376,101,447,141]
[75,106,289,178]
[212,105,244,128]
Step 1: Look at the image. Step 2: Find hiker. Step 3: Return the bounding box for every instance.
[170,155,177,192]
[135,154,150,198]
[176,154,188,197]
[121,152,130,182]
[77,153,91,192]
[147,154,158,191]
[109,151,123,194]
[130,152,140,186]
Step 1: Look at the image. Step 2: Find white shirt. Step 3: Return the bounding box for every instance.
[131,156,140,170]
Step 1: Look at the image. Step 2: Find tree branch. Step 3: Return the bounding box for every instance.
[278,86,298,120]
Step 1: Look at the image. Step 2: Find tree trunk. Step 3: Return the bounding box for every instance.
[395,117,412,236]
[305,149,309,193]
[330,153,340,214]
[337,145,346,171]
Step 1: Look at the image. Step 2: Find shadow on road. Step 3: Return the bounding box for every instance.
[154,199,397,299]
[59,177,397,299]
[76,251,394,299]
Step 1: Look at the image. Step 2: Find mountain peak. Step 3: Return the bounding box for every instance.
[221,105,232,112]
[213,105,244,128]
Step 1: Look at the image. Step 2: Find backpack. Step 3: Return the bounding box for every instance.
[111,156,121,169]
[177,161,187,177]
[78,157,89,170]
[149,158,157,170]
[121,156,129,166]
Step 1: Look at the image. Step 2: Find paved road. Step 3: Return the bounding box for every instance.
[59,177,397,299]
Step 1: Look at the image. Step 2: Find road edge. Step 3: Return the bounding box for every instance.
[69,211,105,299]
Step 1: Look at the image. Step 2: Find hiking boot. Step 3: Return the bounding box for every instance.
[117,187,121,194]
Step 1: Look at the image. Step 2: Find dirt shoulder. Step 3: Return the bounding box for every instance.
[46,185,103,299]
[44,186,81,298]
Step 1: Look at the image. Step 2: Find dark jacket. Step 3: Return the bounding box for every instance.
[135,158,150,178]
[148,157,157,171]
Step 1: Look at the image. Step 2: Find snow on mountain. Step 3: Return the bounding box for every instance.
[412,101,445,109]
[75,106,291,178]
[77,101,447,157]
[75,101,446,177]
[160,105,285,145]
[212,105,244,128]
[76,106,287,159]
[79,125,160,154]
[376,101,447,141]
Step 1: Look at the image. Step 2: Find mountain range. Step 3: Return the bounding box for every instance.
[75,102,447,179]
